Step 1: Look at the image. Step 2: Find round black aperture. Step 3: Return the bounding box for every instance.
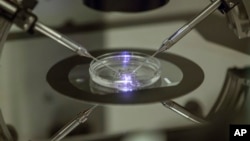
[83,0,169,12]
[47,49,204,105]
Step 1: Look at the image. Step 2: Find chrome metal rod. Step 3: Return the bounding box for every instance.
[34,22,93,58]
[34,22,120,74]
[158,0,221,52]
[0,0,17,14]
[162,101,207,124]
[50,105,98,141]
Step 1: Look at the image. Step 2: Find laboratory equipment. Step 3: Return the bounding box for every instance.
[89,51,161,92]
[0,0,93,58]
[0,0,249,82]
[155,0,222,56]
[132,0,248,73]
[0,0,249,55]
[81,0,250,39]
[162,101,207,124]
[50,105,98,141]
[0,0,121,76]
[47,49,204,104]
[0,0,250,140]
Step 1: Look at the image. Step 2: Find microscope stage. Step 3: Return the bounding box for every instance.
[47,49,204,105]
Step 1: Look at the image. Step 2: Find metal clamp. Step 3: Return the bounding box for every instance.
[13,8,37,32]
[216,0,240,13]
[225,0,250,38]
[0,0,37,33]
[214,0,250,38]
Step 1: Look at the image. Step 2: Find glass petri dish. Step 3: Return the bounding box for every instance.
[89,51,161,92]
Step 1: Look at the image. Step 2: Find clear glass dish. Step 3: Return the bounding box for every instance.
[89,51,161,92]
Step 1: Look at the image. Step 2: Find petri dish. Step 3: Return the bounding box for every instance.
[89,51,161,92]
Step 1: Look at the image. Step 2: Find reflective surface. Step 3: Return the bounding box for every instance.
[69,56,183,94]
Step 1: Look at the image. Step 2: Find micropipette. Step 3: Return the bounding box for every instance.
[34,22,93,58]
[162,101,207,124]
[50,105,98,141]
[34,22,119,74]
[132,0,221,73]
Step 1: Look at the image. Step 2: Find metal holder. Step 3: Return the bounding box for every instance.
[225,0,250,38]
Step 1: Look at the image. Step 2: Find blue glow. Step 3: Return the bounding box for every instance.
[121,51,131,64]
[112,52,140,92]
[115,73,139,92]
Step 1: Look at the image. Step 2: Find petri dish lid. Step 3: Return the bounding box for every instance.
[89,51,161,92]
